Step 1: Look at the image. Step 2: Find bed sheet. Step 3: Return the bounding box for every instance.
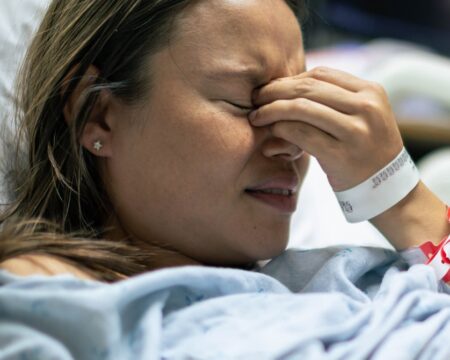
[0,246,449,359]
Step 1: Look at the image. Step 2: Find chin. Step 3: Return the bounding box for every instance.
[245,233,290,263]
[203,237,288,268]
[259,241,289,260]
[195,223,291,267]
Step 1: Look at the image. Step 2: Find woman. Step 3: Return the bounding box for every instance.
[2,1,450,358]
[0,0,448,280]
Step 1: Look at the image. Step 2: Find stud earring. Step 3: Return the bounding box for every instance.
[93,140,103,151]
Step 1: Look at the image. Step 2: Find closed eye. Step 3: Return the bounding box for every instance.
[226,101,253,113]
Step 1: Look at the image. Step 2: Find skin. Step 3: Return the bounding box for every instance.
[247,61,449,249]
[91,0,309,268]
[0,255,95,280]
[1,0,449,278]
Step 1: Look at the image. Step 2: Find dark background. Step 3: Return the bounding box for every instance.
[301,0,450,161]
[303,0,450,55]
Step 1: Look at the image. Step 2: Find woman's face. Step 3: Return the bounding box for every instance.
[102,0,309,266]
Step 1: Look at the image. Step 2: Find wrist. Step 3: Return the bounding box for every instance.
[370,181,450,250]
[334,147,419,223]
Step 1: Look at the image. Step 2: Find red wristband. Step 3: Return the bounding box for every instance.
[419,206,450,282]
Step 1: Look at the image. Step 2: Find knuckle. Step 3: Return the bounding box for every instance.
[294,78,316,95]
[359,98,381,114]
[349,121,371,138]
[310,66,330,79]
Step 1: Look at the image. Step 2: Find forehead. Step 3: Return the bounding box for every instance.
[170,0,305,82]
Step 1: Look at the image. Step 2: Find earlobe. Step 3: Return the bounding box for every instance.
[79,97,114,158]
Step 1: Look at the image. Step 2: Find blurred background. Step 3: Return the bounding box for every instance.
[300,0,450,205]
[303,0,450,53]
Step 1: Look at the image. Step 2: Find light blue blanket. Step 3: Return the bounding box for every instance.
[0,246,449,359]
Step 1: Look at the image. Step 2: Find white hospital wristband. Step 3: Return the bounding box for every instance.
[334,147,420,223]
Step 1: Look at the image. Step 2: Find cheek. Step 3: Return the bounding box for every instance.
[165,105,256,186]
[200,113,255,165]
[108,105,256,212]
[104,104,261,259]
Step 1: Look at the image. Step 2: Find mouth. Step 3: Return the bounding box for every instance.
[244,189,298,213]
[244,173,299,215]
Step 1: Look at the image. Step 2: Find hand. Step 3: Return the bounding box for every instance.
[249,67,404,191]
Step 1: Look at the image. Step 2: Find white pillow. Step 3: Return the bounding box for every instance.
[0,0,50,205]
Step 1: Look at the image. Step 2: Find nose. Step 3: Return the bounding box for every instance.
[261,136,304,161]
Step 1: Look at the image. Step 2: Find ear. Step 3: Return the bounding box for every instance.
[62,65,113,158]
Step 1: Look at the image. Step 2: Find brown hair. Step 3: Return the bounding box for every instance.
[0,0,307,281]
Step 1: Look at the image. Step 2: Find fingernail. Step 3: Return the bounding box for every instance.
[248,110,257,122]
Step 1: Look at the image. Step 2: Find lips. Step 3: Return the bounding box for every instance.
[246,175,299,193]
[245,175,299,213]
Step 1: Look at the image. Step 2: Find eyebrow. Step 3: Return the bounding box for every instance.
[204,65,307,86]
[203,67,266,86]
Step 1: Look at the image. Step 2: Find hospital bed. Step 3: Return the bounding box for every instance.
[1,0,449,250]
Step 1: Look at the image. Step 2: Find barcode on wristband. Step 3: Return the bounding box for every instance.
[371,151,413,189]
[334,147,420,222]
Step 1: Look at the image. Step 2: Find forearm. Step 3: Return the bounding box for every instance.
[370,181,450,250]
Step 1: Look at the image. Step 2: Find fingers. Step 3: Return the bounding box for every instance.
[254,67,369,105]
[249,98,352,140]
[253,76,360,114]
[303,66,369,92]
[248,66,405,192]
[268,120,339,161]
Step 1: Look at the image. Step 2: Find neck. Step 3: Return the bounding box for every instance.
[103,216,202,272]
